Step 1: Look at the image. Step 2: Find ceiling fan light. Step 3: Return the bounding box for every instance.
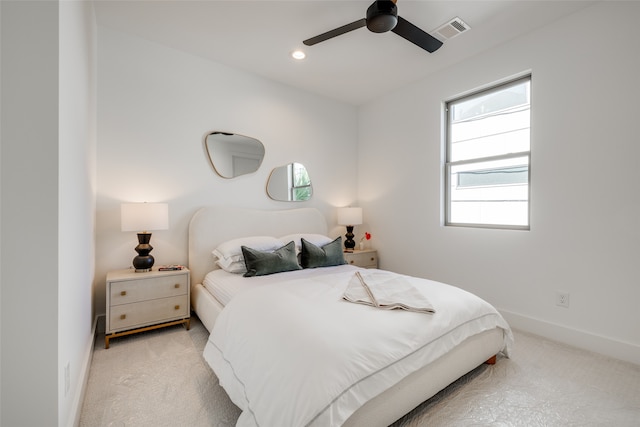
[367,14,398,33]
[366,0,398,33]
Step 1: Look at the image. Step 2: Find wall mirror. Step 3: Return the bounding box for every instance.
[205,131,265,179]
[267,163,313,201]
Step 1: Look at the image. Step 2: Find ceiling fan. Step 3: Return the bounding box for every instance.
[303,0,443,53]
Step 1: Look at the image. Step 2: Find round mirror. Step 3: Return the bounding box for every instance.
[205,131,265,179]
[267,163,313,201]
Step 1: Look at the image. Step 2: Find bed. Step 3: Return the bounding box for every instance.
[188,206,513,427]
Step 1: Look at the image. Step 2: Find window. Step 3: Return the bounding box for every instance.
[290,162,312,201]
[445,76,531,229]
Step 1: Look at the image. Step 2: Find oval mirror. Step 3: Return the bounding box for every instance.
[205,131,265,179]
[267,163,313,201]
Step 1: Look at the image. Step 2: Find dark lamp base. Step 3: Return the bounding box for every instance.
[133,232,155,273]
[344,225,356,250]
[133,255,154,272]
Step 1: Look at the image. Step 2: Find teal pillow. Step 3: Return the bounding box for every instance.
[300,237,346,268]
[242,241,301,277]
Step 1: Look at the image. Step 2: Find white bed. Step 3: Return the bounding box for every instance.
[188,206,512,427]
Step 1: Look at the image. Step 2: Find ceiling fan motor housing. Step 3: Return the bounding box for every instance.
[366,0,398,33]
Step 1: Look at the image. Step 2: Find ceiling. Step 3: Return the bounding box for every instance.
[94,1,595,105]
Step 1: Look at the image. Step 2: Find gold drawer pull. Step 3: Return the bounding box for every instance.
[370,257,375,261]
[120,314,126,320]
[174,305,180,310]
[349,260,355,264]
[120,291,127,296]
[174,284,180,288]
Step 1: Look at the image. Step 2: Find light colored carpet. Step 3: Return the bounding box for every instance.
[80,315,640,426]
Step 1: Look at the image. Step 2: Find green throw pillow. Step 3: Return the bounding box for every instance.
[242,240,301,277]
[300,237,346,268]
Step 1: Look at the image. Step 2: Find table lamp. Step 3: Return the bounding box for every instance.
[121,203,169,272]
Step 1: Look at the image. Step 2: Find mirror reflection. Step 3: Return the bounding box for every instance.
[267,163,313,201]
[205,131,265,179]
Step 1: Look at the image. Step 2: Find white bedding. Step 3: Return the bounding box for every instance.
[203,265,357,306]
[203,265,513,427]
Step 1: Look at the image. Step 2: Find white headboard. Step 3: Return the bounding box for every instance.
[188,206,328,287]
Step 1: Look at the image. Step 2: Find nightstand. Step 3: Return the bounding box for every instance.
[105,268,190,348]
[344,249,378,268]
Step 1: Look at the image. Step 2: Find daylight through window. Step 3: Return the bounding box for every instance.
[445,76,531,229]
[291,162,312,201]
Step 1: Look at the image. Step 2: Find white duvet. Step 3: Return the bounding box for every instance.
[203,265,513,427]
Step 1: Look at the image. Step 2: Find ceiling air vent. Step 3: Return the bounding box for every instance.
[433,17,470,41]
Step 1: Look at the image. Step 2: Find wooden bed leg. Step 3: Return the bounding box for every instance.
[485,355,497,365]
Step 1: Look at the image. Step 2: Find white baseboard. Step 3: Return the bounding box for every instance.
[69,314,101,427]
[499,309,640,366]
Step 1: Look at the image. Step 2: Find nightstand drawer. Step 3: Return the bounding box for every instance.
[345,250,378,268]
[109,294,189,332]
[110,274,188,306]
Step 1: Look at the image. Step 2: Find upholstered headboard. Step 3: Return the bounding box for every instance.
[188,206,328,287]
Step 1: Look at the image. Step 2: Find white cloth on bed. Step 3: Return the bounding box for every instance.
[203,266,512,427]
[343,270,436,314]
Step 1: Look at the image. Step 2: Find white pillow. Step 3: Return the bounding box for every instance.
[217,259,248,274]
[279,234,333,254]
[212,236,283,273]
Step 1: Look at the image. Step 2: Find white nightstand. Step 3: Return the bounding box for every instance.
[344,249,378,269]
[105,268,190,348]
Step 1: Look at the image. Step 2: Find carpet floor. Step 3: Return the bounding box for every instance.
[79,315,640,426]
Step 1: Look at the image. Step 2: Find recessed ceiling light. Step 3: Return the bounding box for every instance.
[291,50,306,60]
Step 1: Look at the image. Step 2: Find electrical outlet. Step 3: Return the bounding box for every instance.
[556,291,570,308]
[64,362,70,396]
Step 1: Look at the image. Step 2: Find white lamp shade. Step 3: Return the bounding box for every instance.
[121,203,169,232]
[337,207,363,226]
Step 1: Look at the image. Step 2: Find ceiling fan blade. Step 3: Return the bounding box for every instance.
[303,18,367,46]
[391,16,443,53]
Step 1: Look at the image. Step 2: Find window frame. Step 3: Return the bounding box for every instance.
[444,75,531,230]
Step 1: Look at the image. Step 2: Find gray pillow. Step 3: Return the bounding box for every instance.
[242,241,301,277]
[300,237,346,268]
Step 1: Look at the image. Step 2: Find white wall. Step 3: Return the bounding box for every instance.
[0,4,3,421]
[1,1,97,425]
[95,27,358,313]
[58,1,97,425]
[358,2,640,364]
